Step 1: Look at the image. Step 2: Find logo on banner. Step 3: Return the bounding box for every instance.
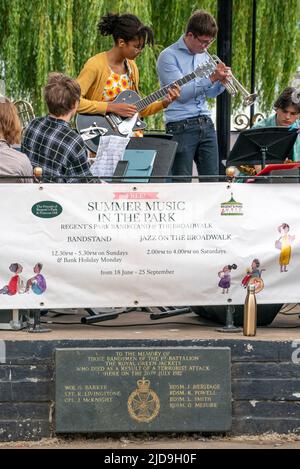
[31,201,63,218]
[221,193,243,216]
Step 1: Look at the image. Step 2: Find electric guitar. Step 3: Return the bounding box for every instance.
[76,60,214,152]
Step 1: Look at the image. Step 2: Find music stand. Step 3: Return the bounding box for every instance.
[227,127,298,168]
[127,137,178,183]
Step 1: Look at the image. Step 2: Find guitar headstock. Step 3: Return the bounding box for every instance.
[194,61,214,79]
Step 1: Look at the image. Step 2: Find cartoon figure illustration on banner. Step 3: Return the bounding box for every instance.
[0,263,26,295]
[241,258,265,293]
[26,263,47,295]
[217,263,237,294]
[275,223,295,273]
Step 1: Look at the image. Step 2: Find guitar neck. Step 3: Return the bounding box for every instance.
[135,70,200,112]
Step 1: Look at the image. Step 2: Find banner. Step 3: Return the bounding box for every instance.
[1,182,300,309]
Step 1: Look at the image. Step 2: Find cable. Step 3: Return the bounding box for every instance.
[279,312,300,316]
[40,320,216,328]
[40,321,300,330]
[265,325,300,329]
[278,303,300,314]
[90,321,217,328]
[40,321,82,325]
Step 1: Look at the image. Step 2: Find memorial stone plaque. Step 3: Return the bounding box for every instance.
[55,347,231,433]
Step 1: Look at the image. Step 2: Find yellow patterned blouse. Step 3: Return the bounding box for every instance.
[101,72,133,102]
[101,68,143,136]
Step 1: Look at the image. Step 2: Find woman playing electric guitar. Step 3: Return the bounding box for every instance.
[76,12,179,134]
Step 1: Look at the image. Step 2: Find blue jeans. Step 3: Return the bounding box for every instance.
[166,116,219,182]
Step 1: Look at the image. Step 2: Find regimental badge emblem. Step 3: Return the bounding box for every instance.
[127,378,160,423]
[221,193,243,216]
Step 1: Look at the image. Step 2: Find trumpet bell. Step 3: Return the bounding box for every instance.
[243,92,258,107]
[205,51,258,107]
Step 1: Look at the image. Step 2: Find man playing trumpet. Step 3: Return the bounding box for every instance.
[157,10,231,181]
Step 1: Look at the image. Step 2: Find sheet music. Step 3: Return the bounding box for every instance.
[90,135,130,177]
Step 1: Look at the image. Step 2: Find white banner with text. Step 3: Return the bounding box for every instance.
[1,182,300,309]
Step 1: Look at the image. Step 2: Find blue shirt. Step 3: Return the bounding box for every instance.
[157,35,225,123]
[252,114,300,162]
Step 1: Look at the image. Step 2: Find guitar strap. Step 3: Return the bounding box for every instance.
[125,59,138,93]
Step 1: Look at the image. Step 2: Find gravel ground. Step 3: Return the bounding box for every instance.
[0,433,300,449]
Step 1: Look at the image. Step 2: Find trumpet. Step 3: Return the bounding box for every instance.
[205,51,257,107]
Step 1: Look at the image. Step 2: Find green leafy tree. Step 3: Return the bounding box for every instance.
[0,0,299,121]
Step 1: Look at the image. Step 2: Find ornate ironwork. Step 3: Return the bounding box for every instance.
[233,113,249,130]
[251,113,265,126]
[233,112,265,131]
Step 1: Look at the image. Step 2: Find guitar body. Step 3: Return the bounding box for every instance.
[76,90,147,152]
[76,62,213,152]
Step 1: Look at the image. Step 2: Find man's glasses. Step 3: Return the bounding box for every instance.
[194,36,215,48]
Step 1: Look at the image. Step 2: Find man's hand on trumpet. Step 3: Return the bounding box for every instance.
[210,62,231,84]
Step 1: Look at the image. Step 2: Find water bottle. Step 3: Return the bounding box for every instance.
[243,284,257,336]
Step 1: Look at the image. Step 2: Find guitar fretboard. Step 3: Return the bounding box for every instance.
[135,63,210,112]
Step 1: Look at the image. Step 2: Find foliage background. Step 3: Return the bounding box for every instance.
[0,0,299,128]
